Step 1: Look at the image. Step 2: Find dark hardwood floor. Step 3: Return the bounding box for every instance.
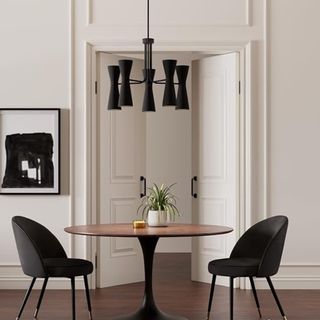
[1,254,319,319]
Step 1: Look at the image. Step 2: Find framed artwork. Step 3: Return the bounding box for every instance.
[0,108,60,194]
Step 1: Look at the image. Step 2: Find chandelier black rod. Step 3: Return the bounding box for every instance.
[147,0,150,39]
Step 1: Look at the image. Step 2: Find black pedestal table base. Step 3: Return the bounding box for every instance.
[113,236,188,320]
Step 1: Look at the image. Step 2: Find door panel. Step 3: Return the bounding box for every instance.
[97,53,145,287]
[191,53,239,285]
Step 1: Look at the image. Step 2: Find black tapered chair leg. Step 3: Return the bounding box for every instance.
[230,277,234,320]
[71,277,76,320]
[266,277,287,320]
[16,277,36,320]
[207,275,216,320]
[249,277,262,318]
[34,277,48,318]
[84,275,93,320]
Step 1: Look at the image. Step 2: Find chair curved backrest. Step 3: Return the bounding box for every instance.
[230,215,288,277]
[12,216,67,278]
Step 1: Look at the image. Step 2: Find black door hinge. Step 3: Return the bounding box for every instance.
[95,81,98,95]
[238,81,241,95]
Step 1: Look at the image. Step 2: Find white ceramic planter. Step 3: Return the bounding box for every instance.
[147,210,168,227]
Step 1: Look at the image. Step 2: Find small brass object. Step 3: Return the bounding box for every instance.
[133,220,146,228]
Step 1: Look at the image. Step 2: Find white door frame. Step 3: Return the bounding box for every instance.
[85,41,253,289]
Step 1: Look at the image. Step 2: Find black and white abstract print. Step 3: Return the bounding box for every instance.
[1,133,54,188]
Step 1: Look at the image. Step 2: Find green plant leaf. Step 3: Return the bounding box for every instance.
[137,182,180,219]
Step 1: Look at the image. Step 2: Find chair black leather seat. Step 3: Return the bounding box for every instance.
[12,216,93,320]
[207,215,288,320]
[208,257,260,277]
[44,258,93,277]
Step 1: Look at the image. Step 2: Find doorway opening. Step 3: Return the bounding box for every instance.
[91,47,249,289]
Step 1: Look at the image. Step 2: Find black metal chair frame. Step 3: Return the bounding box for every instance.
[12,216,93,320]
[207,215,289,320]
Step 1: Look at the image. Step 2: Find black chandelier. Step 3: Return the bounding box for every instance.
[107,0,189,112]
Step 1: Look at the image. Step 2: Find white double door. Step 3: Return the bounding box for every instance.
[97,52,239,287]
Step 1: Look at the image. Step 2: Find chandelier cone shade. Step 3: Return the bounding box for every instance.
[176,65,189,110]
[118,60,133,107]
[107,66,121,110]
[106,0,189,112]
[162,59,177,106]
[142,69,156,112]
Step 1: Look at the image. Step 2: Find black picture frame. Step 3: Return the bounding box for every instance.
[0,108,60,195]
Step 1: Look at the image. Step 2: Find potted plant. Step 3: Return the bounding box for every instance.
[138,183,180,227]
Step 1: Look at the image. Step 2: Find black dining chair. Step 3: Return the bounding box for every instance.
[12,216,93,320]
[207,215,288,320]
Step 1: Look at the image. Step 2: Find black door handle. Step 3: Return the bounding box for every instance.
[140,176,146,198]
[191,176,197,198]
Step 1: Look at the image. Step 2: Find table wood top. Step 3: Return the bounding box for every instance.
[64,223,233,238]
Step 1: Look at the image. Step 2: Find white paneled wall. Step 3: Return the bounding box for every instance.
[0,0,320,289]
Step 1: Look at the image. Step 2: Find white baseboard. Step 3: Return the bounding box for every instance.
[0,265,85,290]
[249,264,320,290]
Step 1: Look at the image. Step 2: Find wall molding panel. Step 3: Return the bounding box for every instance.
[87,0,252,27]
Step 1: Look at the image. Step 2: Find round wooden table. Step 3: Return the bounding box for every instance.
[65,223,233,320]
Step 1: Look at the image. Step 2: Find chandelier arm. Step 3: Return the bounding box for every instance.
[153,79,166,84]
[129,79,146,84]
[153,80,181,85]
[116,79,146,86]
